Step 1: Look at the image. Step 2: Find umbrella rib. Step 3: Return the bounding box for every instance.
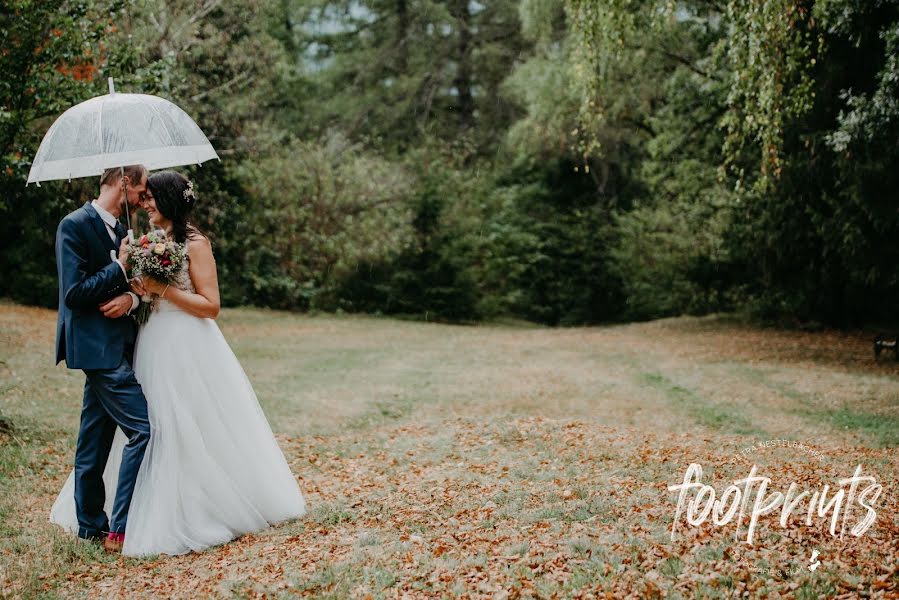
[142,97,178,149]
[98,96,105,156]
[33,116,61,175]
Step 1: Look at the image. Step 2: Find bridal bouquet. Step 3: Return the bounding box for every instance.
[127,230,187,324]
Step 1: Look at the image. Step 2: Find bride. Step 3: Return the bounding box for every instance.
[51,171,305,556]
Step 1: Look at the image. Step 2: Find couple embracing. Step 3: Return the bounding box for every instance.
[49,165,305,556]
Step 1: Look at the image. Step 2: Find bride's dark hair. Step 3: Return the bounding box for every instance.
[147,171,203,244]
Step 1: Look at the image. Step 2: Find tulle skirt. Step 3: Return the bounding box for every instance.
[50,301,306,556]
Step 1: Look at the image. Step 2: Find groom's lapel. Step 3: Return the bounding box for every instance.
[82,202,117,254]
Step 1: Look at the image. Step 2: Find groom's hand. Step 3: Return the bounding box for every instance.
[118,239,131,270]
[99,294,132,319]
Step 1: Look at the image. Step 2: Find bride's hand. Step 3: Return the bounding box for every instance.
[141,276,168,295]
[130,277,148,297]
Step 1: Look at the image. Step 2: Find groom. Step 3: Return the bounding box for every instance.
[55,164,151,553]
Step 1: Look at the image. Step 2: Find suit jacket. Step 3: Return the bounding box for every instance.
[55,202,136,370]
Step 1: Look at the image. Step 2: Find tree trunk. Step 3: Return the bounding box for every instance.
[395,0,409,73]
[448,0,475,130]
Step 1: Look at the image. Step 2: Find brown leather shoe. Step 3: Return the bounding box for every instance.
[103,532,125,554]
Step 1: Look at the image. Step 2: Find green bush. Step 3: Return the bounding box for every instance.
[337,144,486,322]
[234,135,414,311]
[479,158,625,325]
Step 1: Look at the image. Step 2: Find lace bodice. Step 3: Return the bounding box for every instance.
[171,251,195,293]
[151,244,194,314]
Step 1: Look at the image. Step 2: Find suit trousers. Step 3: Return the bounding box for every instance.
[74,346,150,538]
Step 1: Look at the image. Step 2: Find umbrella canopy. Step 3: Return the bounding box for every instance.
[27,79,219,185]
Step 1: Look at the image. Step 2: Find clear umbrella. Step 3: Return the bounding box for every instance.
[27,78,220,234]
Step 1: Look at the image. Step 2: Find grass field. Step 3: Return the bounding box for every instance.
[1,301,898,598]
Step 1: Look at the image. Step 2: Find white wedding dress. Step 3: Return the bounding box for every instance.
[50,251,305,556]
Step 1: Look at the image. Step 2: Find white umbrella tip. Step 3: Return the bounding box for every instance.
[108,78,115,95]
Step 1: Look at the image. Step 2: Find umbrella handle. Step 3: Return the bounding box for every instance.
[120,165,134,238]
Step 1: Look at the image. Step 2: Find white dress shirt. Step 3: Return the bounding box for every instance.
[92,200,139,313]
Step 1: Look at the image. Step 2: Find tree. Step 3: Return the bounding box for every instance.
[0,0,125,305]
[0,0,291,307]
[280,0,528,155]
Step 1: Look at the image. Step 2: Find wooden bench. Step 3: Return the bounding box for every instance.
[873,335,899,360]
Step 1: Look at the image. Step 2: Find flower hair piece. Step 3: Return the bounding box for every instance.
[182,180,196,203]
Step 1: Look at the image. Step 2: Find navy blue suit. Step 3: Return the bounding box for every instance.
[55,202,150,539]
